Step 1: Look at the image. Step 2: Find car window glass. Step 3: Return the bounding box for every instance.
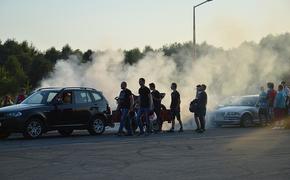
[92,92,102,101]
[75,91,92,104]
[47,92,57,103]
[26,93,43,104]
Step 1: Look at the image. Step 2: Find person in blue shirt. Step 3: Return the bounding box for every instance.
[273,84,287,129]
[258,86,270,125]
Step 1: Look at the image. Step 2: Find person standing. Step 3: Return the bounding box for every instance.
[169,83,183,132]
[273,84,287,129]
[117,82,134,136]
[149,83,162,132]
[1,95,14,107]
[136,78,152,136]
[258,86,270,125]
[281,81,290,114]
[15,88,26,104]
[267,82,276,122]
[194,85,202,132]
[196,84,207,133]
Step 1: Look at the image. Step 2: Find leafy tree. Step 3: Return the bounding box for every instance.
[124,48,143,65]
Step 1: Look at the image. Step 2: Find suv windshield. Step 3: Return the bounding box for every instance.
[22,90,58,105]
[221,96,258,107]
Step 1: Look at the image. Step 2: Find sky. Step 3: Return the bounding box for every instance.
[1,0,290,51]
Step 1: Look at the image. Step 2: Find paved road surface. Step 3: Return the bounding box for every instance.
[0,127,290,180]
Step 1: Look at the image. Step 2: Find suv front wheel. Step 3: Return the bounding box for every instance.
[88,117,105,135]
[23,118,44,139]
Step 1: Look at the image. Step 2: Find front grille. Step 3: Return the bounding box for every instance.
[215,112,225,120]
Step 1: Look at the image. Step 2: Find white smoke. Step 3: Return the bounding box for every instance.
[41,34,290,129]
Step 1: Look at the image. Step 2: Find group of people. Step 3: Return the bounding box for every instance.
[259,81,290,129]
[0,88,26,107]
[116,78,208,136]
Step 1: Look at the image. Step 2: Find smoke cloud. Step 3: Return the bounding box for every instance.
[41,33,290,129]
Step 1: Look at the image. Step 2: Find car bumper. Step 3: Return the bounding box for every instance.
[0,117,25,133]
[213,116,241,125]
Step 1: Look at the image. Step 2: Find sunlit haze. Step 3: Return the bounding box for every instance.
[1,0,290,51]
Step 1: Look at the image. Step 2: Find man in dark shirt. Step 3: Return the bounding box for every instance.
[136,78,152,135]
[196,84,208,133]
[170,83,183,132]
[149,83,162,132]
[117,81,134,136]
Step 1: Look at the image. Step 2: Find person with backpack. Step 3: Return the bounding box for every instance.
[189,85,202,132]
[196,84,208,133]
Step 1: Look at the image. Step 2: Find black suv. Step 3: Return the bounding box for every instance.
[0,87,112,139]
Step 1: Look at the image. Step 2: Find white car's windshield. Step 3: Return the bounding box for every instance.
[221,96,258,107]
[21,90,58,105]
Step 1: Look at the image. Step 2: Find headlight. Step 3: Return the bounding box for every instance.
[6,112,22,117]
[225,112,240,116]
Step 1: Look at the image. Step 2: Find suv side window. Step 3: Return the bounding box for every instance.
[75,90,92,104]
[91,91,102,102]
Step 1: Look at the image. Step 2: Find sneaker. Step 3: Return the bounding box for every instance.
[195,128,200,132]
[168,129,174,133]
[137,132,144,136]
[178,128,184,132]
[197,129,204,133]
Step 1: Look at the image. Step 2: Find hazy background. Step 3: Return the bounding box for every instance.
[1,0,290,51]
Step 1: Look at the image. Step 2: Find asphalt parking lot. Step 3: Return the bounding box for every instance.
[0,127,290,180]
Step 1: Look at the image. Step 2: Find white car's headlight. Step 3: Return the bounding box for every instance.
[6,112,22,117]
[226,112,240,116]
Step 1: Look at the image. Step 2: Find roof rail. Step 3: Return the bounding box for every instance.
[61,87,97,91]
[36,87,62,91]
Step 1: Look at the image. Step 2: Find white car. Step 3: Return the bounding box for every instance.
[212,95,261,127]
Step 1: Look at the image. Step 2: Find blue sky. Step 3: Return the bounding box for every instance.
[1,0,290,51]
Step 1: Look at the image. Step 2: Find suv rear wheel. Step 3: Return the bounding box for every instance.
[23,118,44,139]
[58,129,74,136]
[88,117,105,135]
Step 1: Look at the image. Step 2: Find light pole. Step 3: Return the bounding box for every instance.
[193,0,213,60]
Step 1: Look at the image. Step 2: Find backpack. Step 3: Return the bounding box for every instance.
[189,99,198,113]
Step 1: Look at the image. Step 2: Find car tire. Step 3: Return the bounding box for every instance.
[0,132,10,140]
[240,114,253,128]
[23,118,44,139]
[58,129,74,136]
[88,117,105,135]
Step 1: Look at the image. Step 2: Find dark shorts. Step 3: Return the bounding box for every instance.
[195,107,206,117]
[171,108,180,120]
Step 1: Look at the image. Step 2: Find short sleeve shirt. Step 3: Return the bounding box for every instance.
[118,89,132,109]
[139,86,151,108]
